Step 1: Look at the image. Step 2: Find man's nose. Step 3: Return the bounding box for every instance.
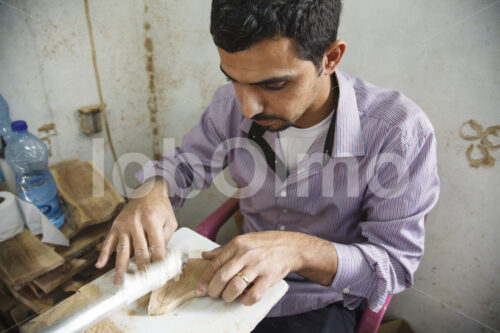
[239,87,264,119]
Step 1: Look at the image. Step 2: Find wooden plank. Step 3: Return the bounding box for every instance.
[0,280,18,312]
[20,284,101,333]
[6,285,55,313]
[50,159,124,234]
[9,304,34,325]
[32,259,88,294]
[0,229,65,287]
[54,222,111,261]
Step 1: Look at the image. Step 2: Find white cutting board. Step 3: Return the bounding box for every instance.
[90,227,289,333]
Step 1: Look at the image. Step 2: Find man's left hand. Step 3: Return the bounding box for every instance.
[195,231,309,306]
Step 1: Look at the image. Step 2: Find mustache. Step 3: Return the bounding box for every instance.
[251,113,286,122]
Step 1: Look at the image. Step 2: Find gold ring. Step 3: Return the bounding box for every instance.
[236,272,251,285]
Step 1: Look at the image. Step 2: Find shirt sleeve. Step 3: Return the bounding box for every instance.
[330,118,440,312]
[135,88,232,210]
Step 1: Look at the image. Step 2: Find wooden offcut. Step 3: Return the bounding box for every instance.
[32,258,88,294]
[20,283,104,333]
[148,258,211,316]
[55,222,111,261]
[50,158,124,236]
[0,229,64,287]
[9,303,34,325]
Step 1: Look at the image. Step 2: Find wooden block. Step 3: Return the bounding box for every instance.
[0,229,65,287]
[9,303,34,325]
[20,283,105,333]
[50,159,124,234]
[148,258,211,315]
[32,258,88,294]
[7,285,55,313]
[54,222,111,261]
[0,280,18,312]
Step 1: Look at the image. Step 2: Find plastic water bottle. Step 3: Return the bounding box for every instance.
[5,120,65,228]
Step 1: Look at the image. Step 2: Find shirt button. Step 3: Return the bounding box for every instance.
[279,225,286,231]
[282,209,287,213]
[280,191,287,197]
[343,287,350,293]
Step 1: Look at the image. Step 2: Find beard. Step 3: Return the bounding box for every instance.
[251,113,294,132]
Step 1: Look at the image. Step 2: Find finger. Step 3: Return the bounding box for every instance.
[131,225,151,271]
[196,245,233,297]
[163,220,176,242]
[146,224,166,262]
[96,227,118,268]
[240,276,273,306]
[114,234,131,285]
[207,257,246,300]
[221,268,256,303]
[201,246,223,260]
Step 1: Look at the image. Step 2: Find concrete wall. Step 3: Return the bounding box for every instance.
[0,1,498,331]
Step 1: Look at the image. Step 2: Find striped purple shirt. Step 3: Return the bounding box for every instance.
[137,70,440,317]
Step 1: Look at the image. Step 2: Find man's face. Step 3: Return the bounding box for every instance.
[218,38,329,131]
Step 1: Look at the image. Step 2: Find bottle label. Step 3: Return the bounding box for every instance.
[36,195,62,219]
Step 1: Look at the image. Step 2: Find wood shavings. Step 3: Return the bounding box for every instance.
[465,144,495,168]
[459,119,484,141]
[459,120,500,168]
[481,125,500,150]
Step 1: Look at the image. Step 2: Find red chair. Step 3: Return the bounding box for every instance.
[195,197,392,333]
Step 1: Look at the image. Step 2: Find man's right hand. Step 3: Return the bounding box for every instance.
[95,177,178,285]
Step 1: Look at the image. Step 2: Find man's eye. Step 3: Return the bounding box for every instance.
[265,81,287,91]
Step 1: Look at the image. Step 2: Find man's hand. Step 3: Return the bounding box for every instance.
[95,177,178,285]
[196,231,338,306]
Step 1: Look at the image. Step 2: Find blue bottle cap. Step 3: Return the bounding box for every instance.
[11,120,28,132]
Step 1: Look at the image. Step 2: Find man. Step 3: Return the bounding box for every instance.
[96,1,439,332]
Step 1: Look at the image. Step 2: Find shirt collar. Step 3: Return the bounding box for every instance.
[333,70,365,157]
[238,70,365,157]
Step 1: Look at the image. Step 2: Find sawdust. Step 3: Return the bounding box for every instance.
[83,318,122,333]
[80,284,103,302]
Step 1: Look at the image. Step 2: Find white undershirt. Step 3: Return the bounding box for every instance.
[279,111,334,172]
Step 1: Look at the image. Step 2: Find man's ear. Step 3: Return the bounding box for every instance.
[322,40,346,75]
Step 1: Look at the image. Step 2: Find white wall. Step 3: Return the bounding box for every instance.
[0,1,498,332]
[339,1,499,332]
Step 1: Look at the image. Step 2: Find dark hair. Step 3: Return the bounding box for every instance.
[210,0,342,68]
